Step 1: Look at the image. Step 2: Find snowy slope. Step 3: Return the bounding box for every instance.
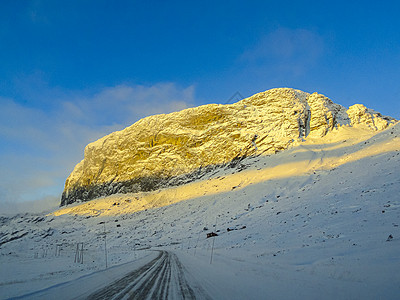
[1,123,399,299]
[61,88,396,205]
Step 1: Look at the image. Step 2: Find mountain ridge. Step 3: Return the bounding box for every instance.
[61,88,397,206]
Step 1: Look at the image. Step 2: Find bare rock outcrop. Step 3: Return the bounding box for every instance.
[61,88,396,205]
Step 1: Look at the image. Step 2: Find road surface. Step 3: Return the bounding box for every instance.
[15,250,210,300]
[86,250,209,300]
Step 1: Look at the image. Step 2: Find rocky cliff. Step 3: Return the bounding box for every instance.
[61,88,396,206]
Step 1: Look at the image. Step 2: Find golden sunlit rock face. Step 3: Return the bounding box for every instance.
[61,88,396,206]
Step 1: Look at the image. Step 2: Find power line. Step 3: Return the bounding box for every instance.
[224,91,245,104]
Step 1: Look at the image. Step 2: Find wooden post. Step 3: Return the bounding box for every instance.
[80,243,84,264]
[210,215,218,264]
[194,230,201,256]
[210,236,215,264]
[104,223,108,269]
[74,243,79,263]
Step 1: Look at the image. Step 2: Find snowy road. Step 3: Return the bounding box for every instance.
[14,250,210,300]
[86,250,210,300]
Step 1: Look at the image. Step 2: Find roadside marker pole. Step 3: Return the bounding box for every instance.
[74,244,78,263]
[210,236,215,264]
[210,215,218,264]
[104,223,108,269]
[74,242,83,264]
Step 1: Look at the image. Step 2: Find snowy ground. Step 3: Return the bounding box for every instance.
[1,124,399,299]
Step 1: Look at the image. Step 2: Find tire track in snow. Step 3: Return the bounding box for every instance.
[87,250,210,300]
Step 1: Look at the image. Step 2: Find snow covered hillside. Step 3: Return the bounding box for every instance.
[1,121,399,299]
[61,88,396,206]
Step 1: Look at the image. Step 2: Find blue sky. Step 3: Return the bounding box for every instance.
[1,0,400,213]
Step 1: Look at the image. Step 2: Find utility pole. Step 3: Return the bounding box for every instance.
[74,242,83,264]
[210,215,218,264]
[99,222,108,269]
[194,230,201,256]
[210,236,216,264]
[55,244,61,257]
[104,223,108,269]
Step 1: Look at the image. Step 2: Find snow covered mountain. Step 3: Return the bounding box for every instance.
[1,116,399,299]
[61,88,396,206]
[0,89,400,299]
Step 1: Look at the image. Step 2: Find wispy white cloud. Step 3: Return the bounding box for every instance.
[240,28,324,76]
[74,83,195,125]
[0,82,195,212]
